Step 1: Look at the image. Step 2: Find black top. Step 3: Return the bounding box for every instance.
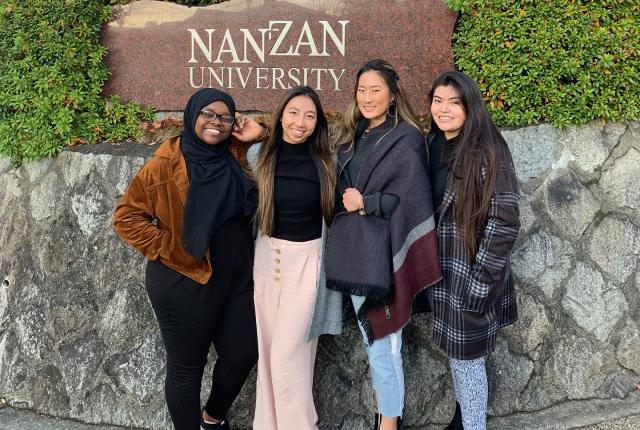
[273,138,322,241]
[428,131,457,221]
[338,116,399,218]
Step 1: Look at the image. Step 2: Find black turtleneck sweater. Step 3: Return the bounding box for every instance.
[273,138,322,241]
[428,130,457,221]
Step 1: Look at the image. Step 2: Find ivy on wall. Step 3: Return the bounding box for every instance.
[447,0,640,127]
[0,1,153,165]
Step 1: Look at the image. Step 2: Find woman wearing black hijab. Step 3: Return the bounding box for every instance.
[114,88,263,430]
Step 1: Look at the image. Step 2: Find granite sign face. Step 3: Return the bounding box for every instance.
[102,0,456,114]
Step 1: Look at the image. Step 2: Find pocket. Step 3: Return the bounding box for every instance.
[280,247,320,304]
[461,269,509,313]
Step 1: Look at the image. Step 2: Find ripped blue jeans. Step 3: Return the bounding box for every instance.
[351,295,404,417]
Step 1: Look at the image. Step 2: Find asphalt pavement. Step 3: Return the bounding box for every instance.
[0,392,638,430]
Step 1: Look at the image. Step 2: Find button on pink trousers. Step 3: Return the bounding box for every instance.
[252,235,321,430]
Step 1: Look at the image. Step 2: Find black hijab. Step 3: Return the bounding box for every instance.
[181,88,252,261]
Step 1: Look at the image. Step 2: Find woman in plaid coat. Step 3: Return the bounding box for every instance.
[426,71,520,430]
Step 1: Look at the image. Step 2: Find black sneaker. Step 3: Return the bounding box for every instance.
[200,411,230,430]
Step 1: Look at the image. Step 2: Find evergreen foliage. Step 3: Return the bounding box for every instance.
[0,0,153,165]
[447,0,640,127]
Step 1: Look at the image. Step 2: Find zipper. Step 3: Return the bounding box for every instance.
[384,305,391,320]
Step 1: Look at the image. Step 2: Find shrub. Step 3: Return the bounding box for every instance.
[105,0,225,5]
[447,0,640,127]
[0,0,153,165]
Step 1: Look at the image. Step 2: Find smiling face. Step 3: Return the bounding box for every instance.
[280,95,318,144]
[356,70,394,129]
[194,100,233,145]
[431,85,466,140]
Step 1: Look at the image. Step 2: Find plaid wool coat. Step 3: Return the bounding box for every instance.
[431,149,520,360]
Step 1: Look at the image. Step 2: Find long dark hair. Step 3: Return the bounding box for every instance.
[429,70,513,257]
[333,59,421,150]
[254,86,335,235]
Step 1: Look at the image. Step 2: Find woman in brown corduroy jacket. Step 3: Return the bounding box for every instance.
[114,88,263,430]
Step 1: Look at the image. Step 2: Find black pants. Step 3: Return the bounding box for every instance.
[146,214,258,430]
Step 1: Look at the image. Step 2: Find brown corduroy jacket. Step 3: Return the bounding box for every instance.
[113,135,250,285]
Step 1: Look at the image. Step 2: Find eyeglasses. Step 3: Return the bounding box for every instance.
[200,109,235,125]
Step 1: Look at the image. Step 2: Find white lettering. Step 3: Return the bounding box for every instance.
[320,20,349,56]
[215,29,242,63]
[268,21,295,56]
[272,68,286,89]
[188,29,215,63]
[235,67,254,88]
[189,66,205,88]
[328,68,346,90]
[293,21,320,56]
[312,68,327,90]
[240,28,268,63]
[287,68,301,88]
[226,67,234,88]
[208,67,225,87]
[256,67,270,89]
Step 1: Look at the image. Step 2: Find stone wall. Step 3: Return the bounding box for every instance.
[0,121,639,429]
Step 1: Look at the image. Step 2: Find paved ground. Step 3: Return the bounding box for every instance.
[0,392,638,430]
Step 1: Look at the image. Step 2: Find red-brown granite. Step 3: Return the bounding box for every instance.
[102,0,456,115]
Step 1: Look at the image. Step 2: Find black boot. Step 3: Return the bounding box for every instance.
[443,402,463,430]
[373,412,381,430]
[374,413,404,430]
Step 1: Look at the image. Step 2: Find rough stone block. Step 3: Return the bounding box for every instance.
[0,157,11,175]
[589,216,640,284]
[505,292,551,359]
[560,122,609,181]
[547,333,608,400]
[511,229,574,298]
[603,122,628,150]
[534,168,600,242]
[487,341,534,416]
[70,183,112,238]
[600,147,640,210]
[23,158,52,184]
[29,171,66,223]
[562,263,628,343]
[503,124,559,188]
[616,319,640,375]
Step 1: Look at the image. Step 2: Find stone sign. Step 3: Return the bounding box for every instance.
[102,0,456,114]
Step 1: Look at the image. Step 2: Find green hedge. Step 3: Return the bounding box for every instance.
[447,0,640,127]
[0,1,153,165]
[106,1,224,5]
